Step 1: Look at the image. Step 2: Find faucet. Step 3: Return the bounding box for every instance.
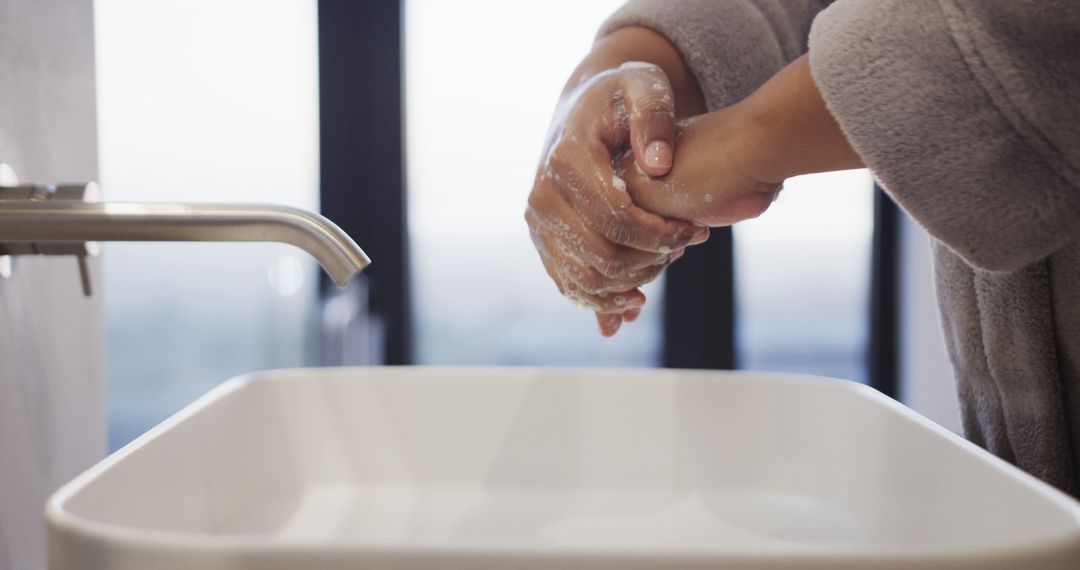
[0,167,370,294]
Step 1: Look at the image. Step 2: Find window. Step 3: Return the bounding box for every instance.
[735,170,874,382]
[406,0,873,377]
[406,0,655,366]
[95,0,320,449]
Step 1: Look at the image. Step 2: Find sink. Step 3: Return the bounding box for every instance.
[47,367,1080,569]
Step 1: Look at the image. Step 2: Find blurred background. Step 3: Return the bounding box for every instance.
[95,0,957,451]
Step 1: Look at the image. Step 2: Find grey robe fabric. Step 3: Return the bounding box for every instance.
[601,0,1080,495]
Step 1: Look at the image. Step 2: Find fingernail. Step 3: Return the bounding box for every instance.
[643,140,672,171]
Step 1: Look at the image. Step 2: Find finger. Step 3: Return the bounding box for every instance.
[619,61,676,176]
[596,312,623,337]
[545,140,705,253]
[530,225,664,296]
[531,230,648,312]
[538,252,646,314]
[622,307,642,323]
[526,187,672,277]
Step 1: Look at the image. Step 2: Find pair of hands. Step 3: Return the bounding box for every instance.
[525,60,780,336]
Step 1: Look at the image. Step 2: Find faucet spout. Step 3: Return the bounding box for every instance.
[0,201,371,287]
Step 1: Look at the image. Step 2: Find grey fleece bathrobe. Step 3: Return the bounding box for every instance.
[601,0,1080,495]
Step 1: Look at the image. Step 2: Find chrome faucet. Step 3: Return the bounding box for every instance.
[0,165,370,295]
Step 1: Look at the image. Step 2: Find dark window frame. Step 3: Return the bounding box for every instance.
[318,0,411,364]
[869,186,900,397]
[662,229,736,369]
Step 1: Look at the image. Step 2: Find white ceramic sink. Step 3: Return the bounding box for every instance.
[48,367,1080,569]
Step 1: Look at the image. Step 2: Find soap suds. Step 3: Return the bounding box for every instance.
[612,174,627,193]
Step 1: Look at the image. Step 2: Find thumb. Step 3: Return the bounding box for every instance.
[619,62,676,177]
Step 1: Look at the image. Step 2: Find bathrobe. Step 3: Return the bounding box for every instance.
[601,0,1080,495]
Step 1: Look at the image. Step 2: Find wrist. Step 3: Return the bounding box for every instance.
[733,54,863,184]
[728,97,788,186]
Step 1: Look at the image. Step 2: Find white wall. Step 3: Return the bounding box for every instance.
[0,1,105,568]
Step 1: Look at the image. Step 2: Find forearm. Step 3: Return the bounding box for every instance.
[740,54,863,183]
[566,26,706,118]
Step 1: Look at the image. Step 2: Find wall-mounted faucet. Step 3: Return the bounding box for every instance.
[0,164,370,295]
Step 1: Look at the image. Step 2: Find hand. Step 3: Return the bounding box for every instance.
[615,112,781,227]
[526,60,708,337]
[615,53,865,227]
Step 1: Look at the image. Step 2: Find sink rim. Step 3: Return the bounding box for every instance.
[46,366,1080,562]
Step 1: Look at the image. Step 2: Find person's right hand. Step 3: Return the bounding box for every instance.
[525,61,709,337]
[614,111,782,228]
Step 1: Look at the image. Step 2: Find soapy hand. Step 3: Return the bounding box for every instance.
[525,61,708,336]
[526,47,863,337]
[615,110,781,228]
[615,53,864,226]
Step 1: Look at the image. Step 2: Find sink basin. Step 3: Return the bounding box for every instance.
[47,367,1080,569]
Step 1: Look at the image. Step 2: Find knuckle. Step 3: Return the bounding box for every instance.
[640,249,671,268]
[524,205,539,229]
[547,268,562,287]
[596,214,621,244]
[580,280,605,297]
[664,226,694,248]
[591,296,619,313]
[595,256,626,278]
[604,222,633,247]
[600,210,639,246]
[526,185,553,215]
[546,144,573,173]
[554,258,579,283]
[549,161,591,201]
[595,279,628,294]
[583,236,624,276]
[632,92,675,116]
[531,232,554,259]
[548,140,589,177]
[637,265,665,286]
[607,267,659,293]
